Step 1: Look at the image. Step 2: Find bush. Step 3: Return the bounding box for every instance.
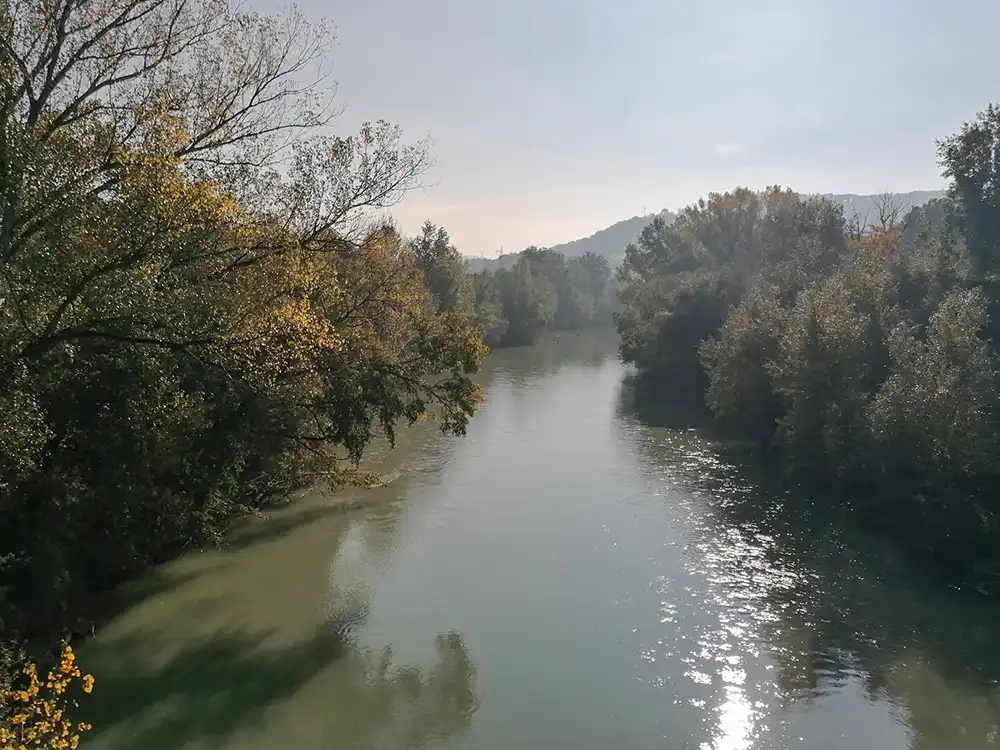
[1,645,93,750]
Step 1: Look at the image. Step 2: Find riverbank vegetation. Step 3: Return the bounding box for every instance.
[1,645,92,750]
[0,0,489,734]
[409,221,617,348]
[616,104,1000,582]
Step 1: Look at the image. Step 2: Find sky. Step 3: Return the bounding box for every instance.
[255,0,1000,256]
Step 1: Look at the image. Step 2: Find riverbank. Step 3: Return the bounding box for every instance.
[74,332,1000,750]
[620,371,1000,597]
[0,458,406,741]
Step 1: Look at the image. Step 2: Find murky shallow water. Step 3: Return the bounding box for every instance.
[81,331,1000,749]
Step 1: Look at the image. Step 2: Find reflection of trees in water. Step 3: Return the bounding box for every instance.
[85,613,477,750]
[478,328,620,388]
[85,442,479,750]
[617,380,1000,748]
[350,632,479,750]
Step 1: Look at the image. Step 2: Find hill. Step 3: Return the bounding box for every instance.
[547,209,678,264]
[463,191,946,272]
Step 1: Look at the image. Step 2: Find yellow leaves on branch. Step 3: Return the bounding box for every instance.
[271,297,343,353]
[129,102,192,156]
[113,107,242,232]
[1,645,93,750]
[849,227,903,257]
[236,292,344,392]
[121,154,241,231]
[455,322,490,369]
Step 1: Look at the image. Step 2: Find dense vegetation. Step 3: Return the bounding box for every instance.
[410,221,617,348]
[616,105,1000,580]
[0,0,492,736]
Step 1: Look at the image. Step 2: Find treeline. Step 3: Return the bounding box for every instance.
[410,222,617,348]
[0,0,487,736]
[616,104,1000,579]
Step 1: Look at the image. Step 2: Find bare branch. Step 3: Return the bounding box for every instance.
[1,0,340,260]
[847,207,871,241]
[873,188,909,231]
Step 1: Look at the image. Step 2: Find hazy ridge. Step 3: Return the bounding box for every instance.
[465,190,946,272]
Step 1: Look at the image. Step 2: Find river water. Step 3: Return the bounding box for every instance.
[80,330,1000,749]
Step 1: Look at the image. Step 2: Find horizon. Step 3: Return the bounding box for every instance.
[252,0,987,256]
[455,187,948,259]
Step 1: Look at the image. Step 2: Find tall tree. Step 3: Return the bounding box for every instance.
[411,221,472,314]
[938,103,1000,279]
[0,0,486,677]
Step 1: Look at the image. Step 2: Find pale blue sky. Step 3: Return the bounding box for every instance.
[261,0,1000,255]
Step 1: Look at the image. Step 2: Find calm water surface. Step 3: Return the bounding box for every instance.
[82,330,1000,749]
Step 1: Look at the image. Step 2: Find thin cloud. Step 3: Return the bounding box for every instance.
[293,0,987,252]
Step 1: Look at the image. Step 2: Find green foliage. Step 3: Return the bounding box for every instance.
[441,243,614,349]
[768,250,900,478]
[406,221,613,349]
[699,282,786,441]
[869,288,998,476]
[617,105,1000,575]
[616,187,848,387]
[470,271,508,347]
[411,222,472,314]
[0,0,487,710]
[937,104,1000,279]
[495,257,557,346]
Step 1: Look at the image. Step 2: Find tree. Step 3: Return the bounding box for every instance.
[411,221,472,314]
[495,259,556,346]
[0,0,486,692]
[869,288,998,477]
[937,103,1000,279]
[616,187,847,385]
[470,270,508,347]
[700,282,787,442]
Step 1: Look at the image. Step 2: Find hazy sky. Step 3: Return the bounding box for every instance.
[264,0,1000,256]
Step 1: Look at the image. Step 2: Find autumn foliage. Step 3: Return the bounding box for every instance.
[0,646,92,750]
[616,109,1000,581]
[0,0,486,738]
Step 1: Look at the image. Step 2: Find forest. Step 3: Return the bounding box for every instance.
[615,103,1000,583]
[412,220,617,349]
[0,1,493,744]
[4,0,999,744]
[0,2,616,742]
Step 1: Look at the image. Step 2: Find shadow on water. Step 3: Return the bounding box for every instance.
[616,373,717,432]
[480,328,620,385]
[81,418,480,750]
[86,613,352,749]
[86,557,478,749]
[223,501,358,553]
[87,610,478,749]
[90,494,382,627]
[616,380,1000,748]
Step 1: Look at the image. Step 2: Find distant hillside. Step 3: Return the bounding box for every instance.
[548,209,678,263]
[464,210,677,273]
[819,190,946,224]
[464,191,947,272]
[466,253,521,274]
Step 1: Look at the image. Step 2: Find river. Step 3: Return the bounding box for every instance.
[79,329,1000,750]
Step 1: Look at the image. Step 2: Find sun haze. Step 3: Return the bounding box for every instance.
[266,0,999,255]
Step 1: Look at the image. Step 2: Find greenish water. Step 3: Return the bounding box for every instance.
[81,330,1000,749]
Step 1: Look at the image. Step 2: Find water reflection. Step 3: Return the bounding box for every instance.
[85,615,477,750]
[76,331,1000,750]
[477,328,620,388]
[616,377,1000,749]
[80,422,479,750]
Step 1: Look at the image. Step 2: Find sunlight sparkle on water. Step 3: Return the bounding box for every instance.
[700,668,755,750]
